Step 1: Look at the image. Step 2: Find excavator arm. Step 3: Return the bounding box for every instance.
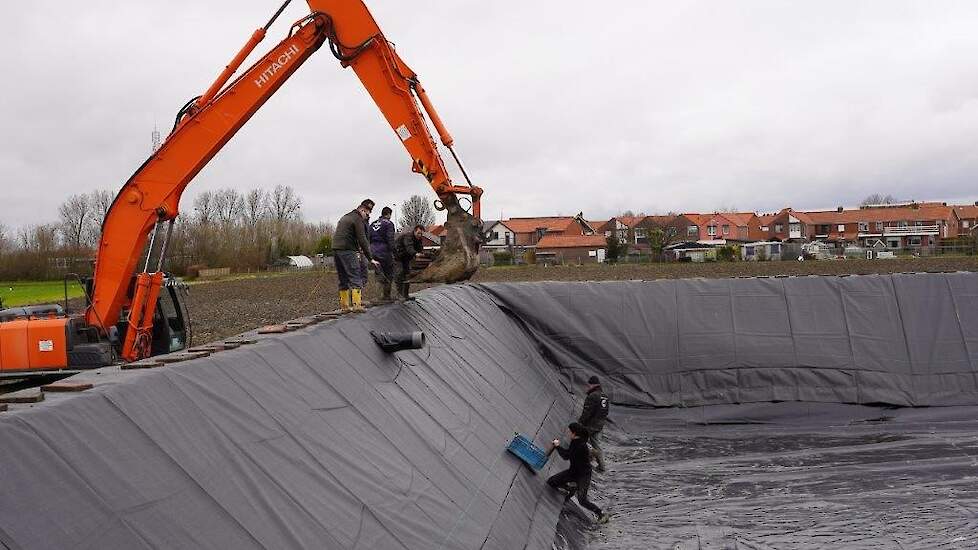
[86,1,483,363]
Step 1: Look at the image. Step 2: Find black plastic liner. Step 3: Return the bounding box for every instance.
[1,272,976,549]
[480,273,978,408]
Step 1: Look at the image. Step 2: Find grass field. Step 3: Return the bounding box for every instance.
[0,280,85,308]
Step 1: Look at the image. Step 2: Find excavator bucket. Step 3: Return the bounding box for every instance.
[411,195,483,283]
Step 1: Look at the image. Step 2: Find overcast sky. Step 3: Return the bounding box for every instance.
[3,0,978,232]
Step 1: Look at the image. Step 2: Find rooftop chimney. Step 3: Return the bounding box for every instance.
[837,206,843,212]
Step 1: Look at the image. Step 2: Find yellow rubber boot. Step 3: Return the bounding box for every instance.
[351,288,366,312]
[338,290,351,312]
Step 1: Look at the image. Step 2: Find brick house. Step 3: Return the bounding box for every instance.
[766,208,815,241]
[804,202,959,251]
[700,212,753,242]
[535,234,608,264]
[634,215,680,246]
[482,220,516,249]
[666,214,711,243]
[954,203,978,236]
[595,216,643,245]
[503,214,596,247]
[748,213,777,241]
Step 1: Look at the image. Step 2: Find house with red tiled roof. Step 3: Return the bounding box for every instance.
[766,208,816,241]
[534,233,608,264]
[748,213,777,241]
[954,203,978,236]
[503,213,596,247]
[699,212,755,242]
[803,202,959,251]
[665,214,711,243]
[595,215,644,245]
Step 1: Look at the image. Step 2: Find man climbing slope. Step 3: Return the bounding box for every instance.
[579,375,610,473]
[547,422,611,524]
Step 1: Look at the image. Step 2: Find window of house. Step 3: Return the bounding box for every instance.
[771,244,781,254]
[775,223,784,233]
[505,234,511,245]
[837,224,845,232]
[789,223,800,234]
[888,238,900,249]
[876,221,884,231]
[492,231,499,241]
[898,221,908,228]
[707,225,717,236]
[761,226,769,231]
[964,220,972,228]
[745,246,755,257]
[914,220,923,227]
[722,225,730,235]
[688,225,698,237]
[816,225,828,235]
[858,222,869,232]
[908,236,921,246]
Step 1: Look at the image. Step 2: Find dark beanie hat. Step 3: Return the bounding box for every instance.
[588,375,600,385]
[568,422,589,438]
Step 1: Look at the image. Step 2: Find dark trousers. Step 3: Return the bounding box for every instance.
[395,257,412,286]
[335,250,364,290]
[373,255,394,283]
[547,469,602,517]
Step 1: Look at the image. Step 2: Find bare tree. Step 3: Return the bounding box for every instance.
[58,193,92,252]
[213,188,244,231]
[861,193,896,206]
[716,204,739,213]
[269,185,302,225]
[243,189,267,226]
[85,189,114,247]
[192,191,217,226]
[19,224,60,252]
[399,195,435,231]
[0,222,9,254]
[619,210,636,218]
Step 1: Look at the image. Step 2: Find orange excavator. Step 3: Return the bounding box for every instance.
[0,0,484,373]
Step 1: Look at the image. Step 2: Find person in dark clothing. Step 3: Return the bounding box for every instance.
[393,224,425,301]
[333,199,379,312]
[579,375,610,472]
[368,207,397,302]
[547,422,611,524]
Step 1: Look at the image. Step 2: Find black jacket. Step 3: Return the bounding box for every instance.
[554,436,591,478]
[394,232,423,261]
[334,210,372,260]
[579,385,609,431]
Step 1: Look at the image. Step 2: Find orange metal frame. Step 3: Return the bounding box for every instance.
[86,1,481,363]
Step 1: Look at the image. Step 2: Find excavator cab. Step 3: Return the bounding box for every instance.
[149,278,192,356]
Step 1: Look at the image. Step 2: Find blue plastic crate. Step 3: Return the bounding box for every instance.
[506,433,550,471]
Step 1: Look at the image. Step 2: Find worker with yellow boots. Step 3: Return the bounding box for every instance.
[334,199,380,312]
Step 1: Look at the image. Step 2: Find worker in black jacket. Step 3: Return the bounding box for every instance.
[579,375,610,472]
[393,224,424,301]
[547,422,611,524]
[334,199,379,312]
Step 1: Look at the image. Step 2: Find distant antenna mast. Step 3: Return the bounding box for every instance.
[151,124,162,152]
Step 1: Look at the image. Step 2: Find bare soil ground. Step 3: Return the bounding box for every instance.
[187,256,977,344]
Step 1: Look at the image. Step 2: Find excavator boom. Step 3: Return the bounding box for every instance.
[0,0,486,371]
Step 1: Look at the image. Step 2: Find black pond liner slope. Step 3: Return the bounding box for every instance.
[2,272,977,549]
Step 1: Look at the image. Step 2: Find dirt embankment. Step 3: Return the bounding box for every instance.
[186,257,977,344]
